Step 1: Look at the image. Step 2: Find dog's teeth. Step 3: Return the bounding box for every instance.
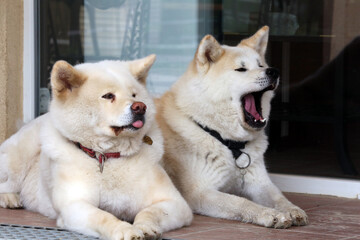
[261,118,267,123]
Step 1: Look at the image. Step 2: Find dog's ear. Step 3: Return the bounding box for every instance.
[51,60,86,99]
[238,26,269,57]
[195,35,224,74]
[129,54,156,85]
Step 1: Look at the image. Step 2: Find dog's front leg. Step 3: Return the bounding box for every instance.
[242,164,308,226]
[133,198,193,239]
[57,201,144,240]
[191,189,292,228]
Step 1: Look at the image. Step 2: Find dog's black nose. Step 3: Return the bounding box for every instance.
[131,102,147,115]
[266,68,280,80]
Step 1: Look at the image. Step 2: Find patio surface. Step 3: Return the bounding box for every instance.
[0,193,359,240]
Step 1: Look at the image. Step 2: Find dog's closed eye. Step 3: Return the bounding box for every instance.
[235,67,247,72]
[102,93,116,102]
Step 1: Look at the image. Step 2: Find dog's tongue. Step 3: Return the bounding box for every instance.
[244,94,262,120]
[132,120,144,129]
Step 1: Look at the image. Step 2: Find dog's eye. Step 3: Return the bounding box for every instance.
[235,67,247,72]
[102,93,115,100]
[132,93,136,98]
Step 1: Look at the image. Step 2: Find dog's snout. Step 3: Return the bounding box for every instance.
[131,102,147,115]
[266,68,280,80]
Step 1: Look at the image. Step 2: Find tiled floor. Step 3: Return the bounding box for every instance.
[0,193,359,240]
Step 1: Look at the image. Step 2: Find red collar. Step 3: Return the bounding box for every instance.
[74,142,121,173]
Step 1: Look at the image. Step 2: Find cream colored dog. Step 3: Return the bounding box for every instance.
[0,55,192,240]
[156,26,308,228]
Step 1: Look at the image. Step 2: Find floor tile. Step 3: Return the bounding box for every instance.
[284,193,351,210]
[0,208,56,228]
[170,226,342,240]
[306,199,360,216]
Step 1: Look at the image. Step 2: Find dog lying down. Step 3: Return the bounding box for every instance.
[156,26,308,228]
[0,55,192,240]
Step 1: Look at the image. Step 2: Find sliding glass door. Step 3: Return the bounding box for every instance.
[35,0,360,179]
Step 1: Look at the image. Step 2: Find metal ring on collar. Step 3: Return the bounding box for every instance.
[235,152,251,169]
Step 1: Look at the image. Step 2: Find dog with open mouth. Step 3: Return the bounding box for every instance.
[156,26,308,228]
[0,55,192,240]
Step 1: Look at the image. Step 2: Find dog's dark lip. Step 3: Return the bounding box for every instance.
[110,125,126,136]
[110,124,140,136]
[240,84,275,129]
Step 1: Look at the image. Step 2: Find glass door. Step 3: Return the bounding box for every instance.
[36,0,360,179]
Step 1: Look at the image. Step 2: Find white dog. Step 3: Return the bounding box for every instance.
[0,55,192,240]
[156,26,308,228]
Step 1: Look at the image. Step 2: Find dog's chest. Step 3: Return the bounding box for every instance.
[213,161,256,197]
[198,149,241,189]
[199,145,256,193]
[99,189,141,222]
[219,163,247,192]
[97,160,150,221]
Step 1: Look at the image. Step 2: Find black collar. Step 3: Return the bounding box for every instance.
[195,122,248,160]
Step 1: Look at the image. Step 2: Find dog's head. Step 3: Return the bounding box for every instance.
[176,26,278,138]
[49,55,156,151]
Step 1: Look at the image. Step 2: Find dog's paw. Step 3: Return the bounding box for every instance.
[112,224,144,240]
[255,208,292,229]
[134,222,162,240]
[0,193,22,209]
[287,207,308,226]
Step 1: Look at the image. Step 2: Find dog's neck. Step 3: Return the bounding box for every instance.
[74,142,121,173]
[68,133,146,157]
[195,121,248,160]
[73,135,153,172]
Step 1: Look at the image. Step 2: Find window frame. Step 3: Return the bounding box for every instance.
[23,0,36,123]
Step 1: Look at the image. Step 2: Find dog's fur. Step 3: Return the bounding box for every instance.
[0,56,192,240]
[156,26,308,228]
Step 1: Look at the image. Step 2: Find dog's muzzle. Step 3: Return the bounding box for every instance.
[241,67,279,129]
[266,67,279,87]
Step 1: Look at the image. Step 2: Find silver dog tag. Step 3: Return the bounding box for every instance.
[96,152,106,173]
[99,158,105,173]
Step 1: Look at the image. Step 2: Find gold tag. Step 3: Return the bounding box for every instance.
[143,135,153,145]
